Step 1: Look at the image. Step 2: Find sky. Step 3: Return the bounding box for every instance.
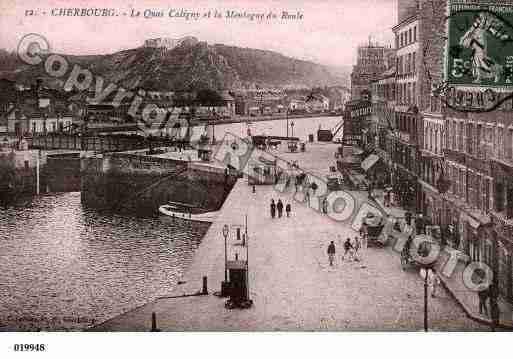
[0,0,396,68]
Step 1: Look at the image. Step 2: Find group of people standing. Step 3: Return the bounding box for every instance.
[270,199,291,219]
[327,235,366,266]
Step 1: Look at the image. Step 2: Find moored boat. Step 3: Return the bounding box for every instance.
[158,202,220,223]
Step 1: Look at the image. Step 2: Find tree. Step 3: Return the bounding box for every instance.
[195,89,223,107]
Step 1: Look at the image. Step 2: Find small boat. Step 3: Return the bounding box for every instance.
[159,202,221,223]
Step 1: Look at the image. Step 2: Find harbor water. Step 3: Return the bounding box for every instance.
[0,116,341,331]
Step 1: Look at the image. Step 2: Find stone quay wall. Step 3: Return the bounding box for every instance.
[81,152,237,216]
[45,153,81,193]
[29,134,178,152]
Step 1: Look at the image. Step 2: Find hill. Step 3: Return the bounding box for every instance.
[0,40,348,91]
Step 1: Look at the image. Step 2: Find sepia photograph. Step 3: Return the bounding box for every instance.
[0,0,512,356]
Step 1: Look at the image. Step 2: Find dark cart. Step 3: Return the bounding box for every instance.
[400,234,437,270]
[361,213,385,246]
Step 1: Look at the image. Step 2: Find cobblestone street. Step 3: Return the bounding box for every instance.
[93,144,487,331]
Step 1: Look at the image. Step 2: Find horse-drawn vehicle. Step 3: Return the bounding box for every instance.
[400,234,437,270]
[360,212,385,247]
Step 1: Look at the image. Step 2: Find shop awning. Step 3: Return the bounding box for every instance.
[361,154,380,172]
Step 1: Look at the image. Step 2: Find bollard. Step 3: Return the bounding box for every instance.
[252,184,256,193]
[202,276,208,295]
[151,312,159,332]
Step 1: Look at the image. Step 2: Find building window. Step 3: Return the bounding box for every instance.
[412,52,416,73]
[458,122,465,152]
[414,26,417,42]
[447,120,455,150]
[412,84,416,106]
[475,124,481,157]
[496,181,505,212]
[456,166,461,196]
[507,185,513,219]
[484,178,491,212]
[507,129,513,160]
[460,169,466,198]
[476,174,482,209]
[465,123,471,154]
[409,29,412,44]
[499,127,504,159]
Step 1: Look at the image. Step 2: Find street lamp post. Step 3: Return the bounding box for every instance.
[217,224,230,297]
[222,224,229,283]
[423,270,428,332]
[286,110,289,138]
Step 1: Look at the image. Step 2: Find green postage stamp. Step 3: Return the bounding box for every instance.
[447,2,513,88]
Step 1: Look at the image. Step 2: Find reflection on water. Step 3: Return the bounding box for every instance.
[0,116,342,331]
[0,192,209,331]
[192,115,343,142]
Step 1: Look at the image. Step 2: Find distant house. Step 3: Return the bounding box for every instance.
[219,91,235,117]
[195,90,235,119]
[0,80,77,136]
[306,94,330,113]
[7,104,74,136]
[288,98,307,112]
[233,89,286,116]
[0,79,17,134]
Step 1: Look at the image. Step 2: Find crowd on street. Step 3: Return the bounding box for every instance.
[270,198,292,218]
[326,235,367,266]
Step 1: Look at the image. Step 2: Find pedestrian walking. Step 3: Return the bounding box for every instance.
[489,284,500,331]
[277,199,284,218]
[427,268,440,297]
[360,232,368,261]
[270,199,276,219]
[353,236,361,262]
[367,181,373,199]
[322,198,328,214]
[342,238,354,261]
[384,190,391,207]
[305,190,310,207]
[285,203,291,217]
[478,284,489,316]
[416,214,425,235]
[327,241,336,266]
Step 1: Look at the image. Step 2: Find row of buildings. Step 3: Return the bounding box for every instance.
[350,0,513,307]
[1,77,351,137]
[0,79,77,137]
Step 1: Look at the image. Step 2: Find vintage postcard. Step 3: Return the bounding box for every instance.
[1,0,512,356]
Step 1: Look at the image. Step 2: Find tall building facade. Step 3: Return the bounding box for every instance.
[391,1,422,211]
[420,0,513,305]
[369,0,513,306]
[350,43,395,100]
